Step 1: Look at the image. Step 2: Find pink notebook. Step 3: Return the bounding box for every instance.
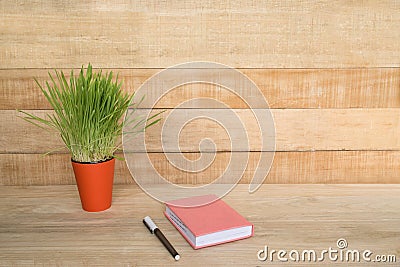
[164,195,254,249]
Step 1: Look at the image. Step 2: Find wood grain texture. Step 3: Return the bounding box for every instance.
[1,151,399,185]
[1,1,399,68]
[1,68,399,110]
[1,1,399,187]
[0,184,399,266]
[4,109,399,153]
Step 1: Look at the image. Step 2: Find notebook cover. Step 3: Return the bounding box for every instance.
[165,194,254,249]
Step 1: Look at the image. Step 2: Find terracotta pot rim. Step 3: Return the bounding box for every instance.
[71,157,114,165]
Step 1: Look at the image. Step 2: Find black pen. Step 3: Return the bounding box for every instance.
[143,216,180,261]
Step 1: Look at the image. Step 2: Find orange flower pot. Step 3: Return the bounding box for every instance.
[71,158,115,212]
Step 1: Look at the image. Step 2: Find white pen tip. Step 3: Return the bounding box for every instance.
[175,255,180,261]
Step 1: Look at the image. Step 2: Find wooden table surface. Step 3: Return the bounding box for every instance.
[1,184,399,266]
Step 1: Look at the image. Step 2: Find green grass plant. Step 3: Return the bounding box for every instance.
[18,64,160,163]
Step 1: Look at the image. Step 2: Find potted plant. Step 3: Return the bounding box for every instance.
[18,64,161,212]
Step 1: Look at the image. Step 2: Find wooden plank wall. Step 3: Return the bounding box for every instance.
[0,0,399,185]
